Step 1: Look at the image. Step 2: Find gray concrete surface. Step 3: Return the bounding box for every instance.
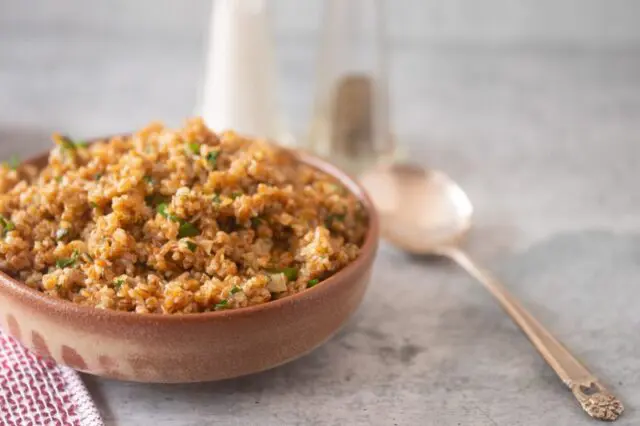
[2,1,640,425]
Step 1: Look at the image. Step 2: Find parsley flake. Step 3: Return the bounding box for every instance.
[186,142,201,155]
[57,135,86,151]
[0,215,15,236]
[114,277,126,289]
[207,151,220,169]
[178,222,199,238]
[214,300,229,310]
[269,267,298,282]
[56,250,79,269]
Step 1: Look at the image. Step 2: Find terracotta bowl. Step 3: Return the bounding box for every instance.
[0,145,379,383]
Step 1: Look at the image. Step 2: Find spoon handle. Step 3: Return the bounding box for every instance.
[445,248,623,422]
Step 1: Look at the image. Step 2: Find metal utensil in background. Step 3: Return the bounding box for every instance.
[360,163,624,422]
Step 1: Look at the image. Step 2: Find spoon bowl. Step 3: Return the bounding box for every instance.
[360,164,472,255]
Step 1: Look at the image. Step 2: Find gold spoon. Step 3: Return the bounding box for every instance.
[360,163,623,422]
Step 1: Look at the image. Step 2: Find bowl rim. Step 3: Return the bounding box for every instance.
[0,136,379,324]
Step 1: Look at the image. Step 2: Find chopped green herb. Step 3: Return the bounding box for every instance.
[214,300,229,310]
[4,155,20,170]
[113,277,125,289]
[94,173,102,181]
[156,203,170,218]
[55,228,69,240]
[58,136,77,151]
[251,217,263,227]
[56,250,79,269]
[185,240,197,252]
[269,267,298,282]
[58,135,88,151]
[143,175,154,185]
[231,191,242,200]
[206,151,220,169]
[89,202,98,208]
[283,267,299,281]
[157,202,187,226]
[0,215,15,236]
[212,193,221,204]
[325,213,346,228]
[186,142,201,155]
[230,285,241,294]
[178,222,199,238]
[308,279,320,288]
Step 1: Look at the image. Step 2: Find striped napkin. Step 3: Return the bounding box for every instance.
[0,329,103,426]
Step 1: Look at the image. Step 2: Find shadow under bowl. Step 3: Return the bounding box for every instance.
[0,143,379,383]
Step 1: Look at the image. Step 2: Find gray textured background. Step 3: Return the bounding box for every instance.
[2,1,640,425]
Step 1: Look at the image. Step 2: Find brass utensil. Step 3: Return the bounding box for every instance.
[360,163,623,421]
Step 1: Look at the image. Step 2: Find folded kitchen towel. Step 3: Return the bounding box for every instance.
[0,329,103,426]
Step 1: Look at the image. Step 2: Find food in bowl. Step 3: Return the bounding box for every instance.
[0,118,368,314]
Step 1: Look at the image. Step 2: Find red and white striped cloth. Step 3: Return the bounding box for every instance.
[0,329,103,426]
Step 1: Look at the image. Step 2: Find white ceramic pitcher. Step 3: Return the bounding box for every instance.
[197,0,289,144]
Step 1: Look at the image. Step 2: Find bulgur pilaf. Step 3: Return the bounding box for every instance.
[0,118,368,314]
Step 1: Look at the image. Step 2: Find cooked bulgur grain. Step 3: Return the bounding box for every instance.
[0,118,368,314]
